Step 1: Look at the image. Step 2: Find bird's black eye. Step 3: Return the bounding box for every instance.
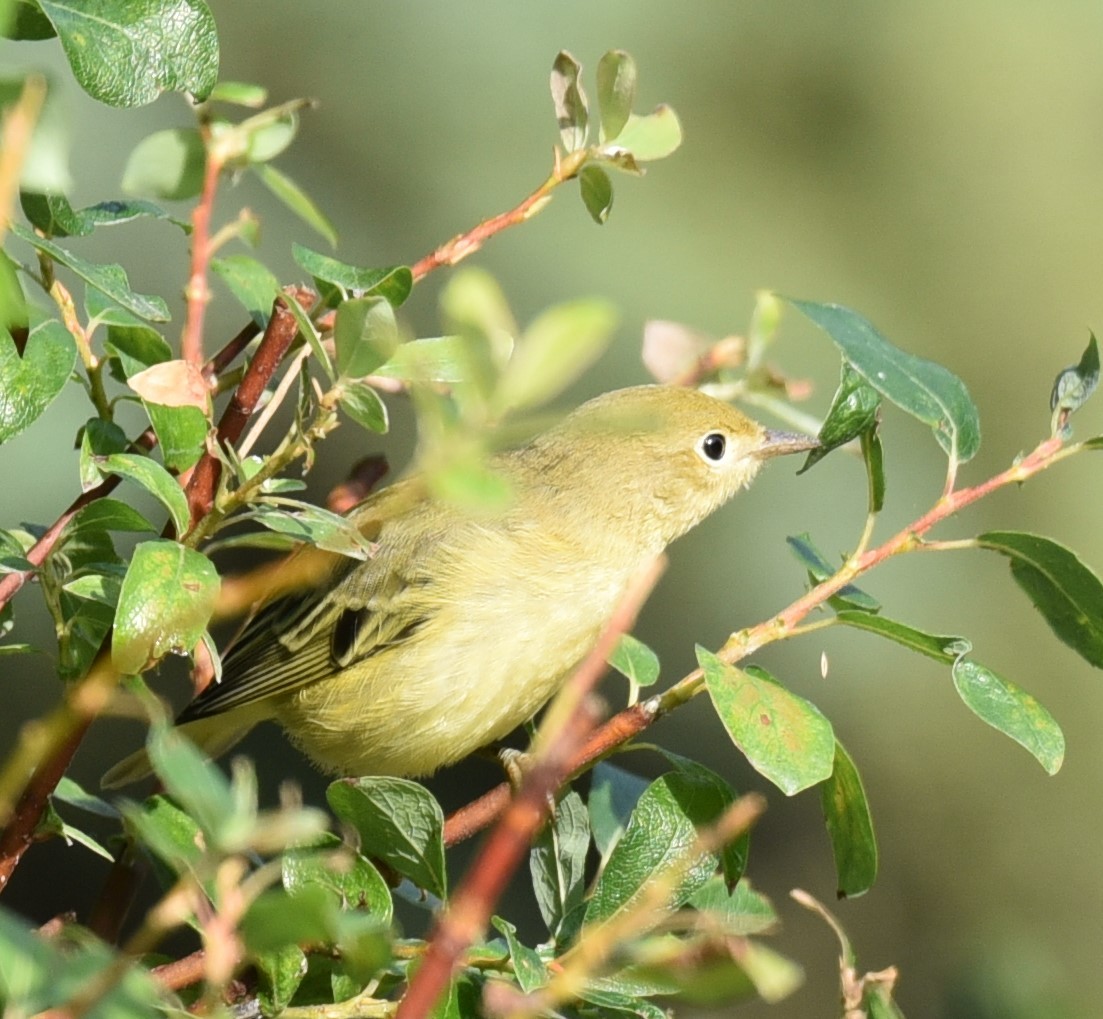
[700,432,726,462]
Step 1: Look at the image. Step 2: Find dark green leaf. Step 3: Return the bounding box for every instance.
[254,163,338,247]
[121,127,205,200]
[0,250,27,332]
[834,610,971,664]
[799,362,881,473]
[37,0,219,107]
[242,885,334,954]
[20,192,183,236]
[821,740,877,898]
[491,917,547,993]
[584,767,734,928]
[0,319,76,443]
[1050,332,1099,425]
[588,761,649,859]
[786,533,880,612]
[550,50,588,151]
[952,659,1065,775]
[530,789,589,943]
[689,877,778,935]
[862,429,885,513]
[291,244,412,306]
[147,403,208,471]
[104,322,172,376]
[789,299,980,463]
[699,649,835,796]
[596,49,637,140]
[579,988,669,1019]
[978,530,1103,669]
[95,453,190,534]
[4,1,57,39]
[210,254,280,325]
[579,164,613,224]
[334,297,398,379]
[608,634,660,688]
[327,777,446,899]
[9,222,170,321]
[494,298,619,413]
[339,380,389,434]
[605,105,683,162]
[283,833,392,925]
[254,944,307,1017]
[112,540,219,674]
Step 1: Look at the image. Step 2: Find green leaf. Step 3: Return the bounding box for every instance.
[821,740,877,898]
[338,380,389,434]
[253,944,307,1017]
[95,453,190,534]
[327,777,446,899]
[494,299,618,413]
[147,724,235,839]
[121,127,205,200]
[0,319,76,444]
[121,793,204,875]
[53,775,119,818]
[210,254,280,325]
[0,250,27,332]
[440,267,517,352]
[530,789,589,943]
[800,362,881,474]
[111,539,219,674]
[608,634,660,688]
[789,299,980,463]
[21,192,183,237]
[606,105,683,161]
[9,222,170,321]
[786,532,880,612]
[376,335,476,384]
[147,403,208,471]
[834,610,971,664]
[579,164,614,224]
[242,885,335,954]
[249,501,377,559]
[68,498,155,536]
[588,761,649,859]
[254,163,338,247]
[104,322,172,376]
[861,429,885,513]
[4,1,57,39]
[952,659,1065,775]
[37,802,115,862]
[977,530,1103,669]
[579,988,669,1019]
[596,49,637,141]
[291,244,412,306]
[491,917,547,993]
[334,297,398,379]
[37,0,219,107]
[1050,332,1099,428]
[208,80,267,107]
[584,767,736,928]
[63,569,123,605]
[550,50,588,151]
[688,877,778,936]
[699,648,835,796]
[283,833,392,926]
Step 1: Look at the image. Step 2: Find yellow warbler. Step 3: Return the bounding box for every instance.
[104,385,815,787]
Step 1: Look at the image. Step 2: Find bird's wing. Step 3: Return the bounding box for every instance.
[178,487,440,723]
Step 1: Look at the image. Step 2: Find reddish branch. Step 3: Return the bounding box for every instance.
[180,141,224,369]
[184,287,314,529]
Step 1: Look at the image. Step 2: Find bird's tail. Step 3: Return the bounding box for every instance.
[101,706,268,789]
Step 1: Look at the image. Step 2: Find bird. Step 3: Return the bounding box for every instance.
[103,384,816,787]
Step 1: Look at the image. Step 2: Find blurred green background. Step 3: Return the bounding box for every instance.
[4,2,1103,1016]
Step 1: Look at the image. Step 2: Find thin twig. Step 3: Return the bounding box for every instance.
[181,138,224,369]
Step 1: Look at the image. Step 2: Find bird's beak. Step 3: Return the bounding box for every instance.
[755,428,820,460]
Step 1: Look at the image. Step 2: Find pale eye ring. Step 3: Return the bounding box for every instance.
[699,431,727,463]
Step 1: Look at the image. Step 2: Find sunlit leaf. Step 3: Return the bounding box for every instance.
[491,916,547,993]
[606,105,682,162]
[334,296,398,379]
[211,254,280,325]
[789,299,980,463]
[37,0,218,107]
[291,244,411,306]
[121,127,205,200]
[834,610,970,664]
[799,362,880,474]
[978,530,1103,669]
[952,659,1065,775]
[608,633,660,688]
[338,380,388,434]
[530,788,589,944]
[95,453,190,534]
[111,540,219,674]
[597,49,637,140]
[699,648,834,796]
[0,319,76,444]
